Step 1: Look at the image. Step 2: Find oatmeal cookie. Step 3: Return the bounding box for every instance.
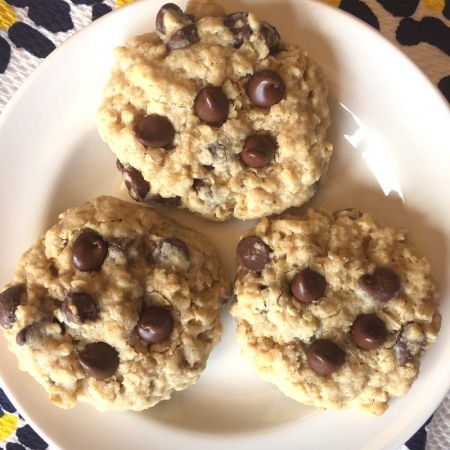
[97,0,332,220]
[0,196,231,411]
[229,208,441,416]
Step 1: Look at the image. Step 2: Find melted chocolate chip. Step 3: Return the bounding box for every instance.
[78,342,119,380]
[151,194,181,206]
[16,325,30,346]
[166,23,199,51]
[236,236,270,272]
[247,70,285,108]
[0,285,24,329]
[123,166,150,202]
[224,12,252,48]
[156,3,184,34]
[136,114,175,149]
[240,135,276,168]
[152,238,189,264]
[352,314,387,350]
[62,293,98,324]
[359,268,401,303]
[306,339,345,375]
[137,306,174,343]
[72,231,108,272]
[290,268,326,304]
[259,21,281,53]
[194,86,229,126]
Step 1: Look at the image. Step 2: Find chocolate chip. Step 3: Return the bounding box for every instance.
[247,70,285,108]
[240,135,276,168]
[72,231,108,272]
[352,314,387,350]
[151,194,181,206]
[395,324,424,367]
[78,342,119,380]
[156,3,184,34]
[236,236,270,272]
[16,326,30,346]
[122,166,150,202]
[193,179,205,191]
[224,12,252,48]
[166,23,199,51]
[194,86,229,126]
[359,268,401,303]
[62,293,98,324]
[290,268,326,304]
[136,114,175,148]
[137,306,174,343]
[0,285,24,329]
[306,339,345,375]
[259,21,281,53]
[152,238,189,264]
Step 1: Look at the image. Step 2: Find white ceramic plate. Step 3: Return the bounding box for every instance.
[0,0,449,449]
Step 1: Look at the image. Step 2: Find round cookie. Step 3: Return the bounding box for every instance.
[0,196,231,411]
[229,208,441,416]
[97,0,332,221]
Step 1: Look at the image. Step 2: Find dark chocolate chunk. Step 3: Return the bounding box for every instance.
[306,339,345,375]
[352,314,387,350]
[62,292,98,324]
[166,23,199,51]
[224,12,252,48]
[156,3,184,34]
[16,326,31,346]
[123,166,150,202]
[240,135,276,168]
[0,285,24,329]
[194,86,229,125]
[137,306,174,343]
[359,268,401,302]
[290,268,326,304]
[151,194,181,206]
[236,236,270,272]
[78,342,119,380]
[72,230,108,272]
[136,114,175,148]
[259,21,281,53]
[247,70,285,108]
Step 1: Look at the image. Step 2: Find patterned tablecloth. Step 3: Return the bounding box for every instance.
[0,1,449,449]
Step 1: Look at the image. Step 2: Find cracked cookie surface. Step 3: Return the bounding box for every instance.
[229,208,441,416]
[97,0,332,220]
[0,196,231,411]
